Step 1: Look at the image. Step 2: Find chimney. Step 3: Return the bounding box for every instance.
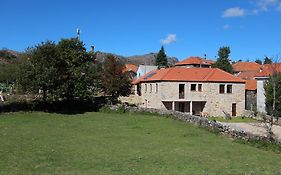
[90,45,95,52]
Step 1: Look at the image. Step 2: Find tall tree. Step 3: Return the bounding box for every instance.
[264,62,281,138]
[212,46,233,74]
[98,55,131,103]
[55,38,95,100]
[264,56,272,64]
[155,46,168,68]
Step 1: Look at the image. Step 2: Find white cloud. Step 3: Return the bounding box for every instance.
[223,24,230,29]
[160,34,176,45]
[222,7,246,18]
[253,0,281,13]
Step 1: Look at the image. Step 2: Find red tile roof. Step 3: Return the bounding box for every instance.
[245,79,257,91]
[175,56,215,66]
[238,71,259,80]
[232,62,261,72]
[133,67,245,84]
[123,64,138,73]
[255,63,281,77]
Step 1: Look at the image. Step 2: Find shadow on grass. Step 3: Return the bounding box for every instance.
[0,97,108,115]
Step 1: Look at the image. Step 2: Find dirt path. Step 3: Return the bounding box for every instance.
[221,122,281,142]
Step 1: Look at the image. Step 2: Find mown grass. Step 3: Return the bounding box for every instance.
[208,116,257,123]
[0,112,281,175]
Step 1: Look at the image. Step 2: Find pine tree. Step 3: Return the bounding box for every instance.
[155,46,168,68]
[264,57,272,64]
[212,46,233,74]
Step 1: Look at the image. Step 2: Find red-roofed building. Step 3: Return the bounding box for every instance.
[123,64,138,80]
[232,62,261,74]
[232,62,261,111]
[175,56,215,68]
[132,67,245,117]
[254,63,281,113]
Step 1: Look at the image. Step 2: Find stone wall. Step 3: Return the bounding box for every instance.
[136,81,245,117]
[245,90,257,110]
[110,105,280,145]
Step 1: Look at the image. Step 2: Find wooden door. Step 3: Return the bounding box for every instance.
[232,103,236,116]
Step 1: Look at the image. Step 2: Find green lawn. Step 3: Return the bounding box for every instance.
[0,112,281,175]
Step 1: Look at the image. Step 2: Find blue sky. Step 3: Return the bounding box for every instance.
[1,0,281,61]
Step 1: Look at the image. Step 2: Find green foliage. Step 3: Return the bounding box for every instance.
[212,46,233,74]
[264,56,272,64]
[255,59,262,65]
[1,112,281,174]
[264,73,281,119]
[98,55,131,102]
[18,38,97,101]
[155,46,168,68]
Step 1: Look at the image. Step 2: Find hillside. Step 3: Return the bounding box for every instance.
[0,49,20,64]
[0,49,179,66]
[95,51,178,66]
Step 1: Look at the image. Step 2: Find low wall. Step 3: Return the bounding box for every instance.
[109,105,281,145]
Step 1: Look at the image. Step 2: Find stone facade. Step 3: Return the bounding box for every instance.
[134,81,245,117]
[245,90,257,111]
[256,78,267,113]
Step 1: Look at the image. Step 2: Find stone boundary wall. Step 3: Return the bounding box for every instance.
[109,105,281,146]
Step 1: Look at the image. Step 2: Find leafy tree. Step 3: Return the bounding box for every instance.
[264,57,272,64]
[98,55,131,103]
[212,46,233,73]
[18,41,59,101]
[255,59,262,65]
[264,72,281,139]
[18,38,96,101]
[55,38,95,100]
[155,46,168,68]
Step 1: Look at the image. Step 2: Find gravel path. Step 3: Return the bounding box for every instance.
[221,122,281,142]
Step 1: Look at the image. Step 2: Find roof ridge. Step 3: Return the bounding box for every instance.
[202,68,216,81]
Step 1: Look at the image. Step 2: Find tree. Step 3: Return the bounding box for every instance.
[212,46,233,73]
[98,55,131,103]
[155,46,168,68]
[255,59,262,65]
[18,41,58,101]
[18,38,96,101]
[264,62,281,139]
[264,56,272,64]
[55,38,95,100]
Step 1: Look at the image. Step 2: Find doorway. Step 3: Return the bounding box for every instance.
[232,103,236,116]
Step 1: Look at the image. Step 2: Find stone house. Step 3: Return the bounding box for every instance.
[254,63,281,113]
[232,62,261,111]
[132,67,245,117]
[123,64,138,80]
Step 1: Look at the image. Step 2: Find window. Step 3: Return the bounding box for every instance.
[145,84,147,92]
[198,84,202,92]
[179,84,185,99]
[156,83,158,93]
[227,85,232,93]
[150,84,152,93]
[219,84,225,94]
[191,84,196,91]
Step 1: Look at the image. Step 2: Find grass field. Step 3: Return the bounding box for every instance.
[0,112,281,175]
